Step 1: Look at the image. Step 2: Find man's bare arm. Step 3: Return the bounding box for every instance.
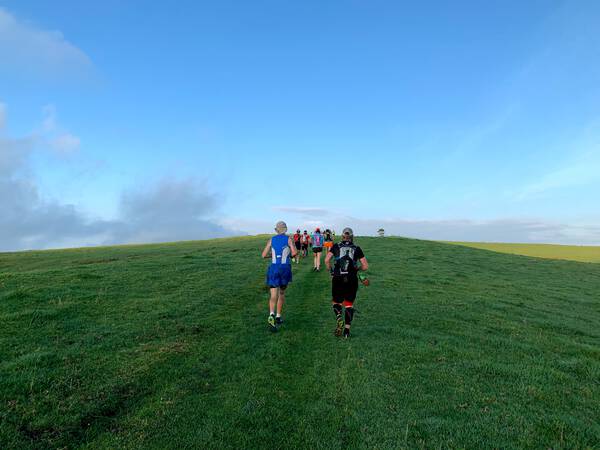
[261,239,271,258]
[325,251,333,270]
[357,256,368,271]
[288,237,297,257]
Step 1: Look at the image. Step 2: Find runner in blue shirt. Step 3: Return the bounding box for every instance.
[261,221,297,331]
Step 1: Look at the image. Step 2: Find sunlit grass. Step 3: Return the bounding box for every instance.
[443,241,600,263]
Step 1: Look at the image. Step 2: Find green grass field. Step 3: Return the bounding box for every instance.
[444,241,600,263]
[1,236,599,449]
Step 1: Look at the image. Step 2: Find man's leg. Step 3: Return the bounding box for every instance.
[269,287,279,315]
[343,300,355,338]
[333,301,343,336]
[276,286,286,318]
[268,287,279,329]
[316,251,321,270]
[332,276,344,336]
[344,304,354,329]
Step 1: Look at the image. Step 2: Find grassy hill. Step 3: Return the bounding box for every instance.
[444,241,600,263]
[1,236,599,449]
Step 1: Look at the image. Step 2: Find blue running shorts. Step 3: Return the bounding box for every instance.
[266,264,292,288]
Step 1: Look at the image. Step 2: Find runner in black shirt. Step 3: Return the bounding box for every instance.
[325,227,369,338]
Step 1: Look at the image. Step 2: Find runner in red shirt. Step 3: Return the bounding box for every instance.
[301,230,310,257]
[292,229,302,263]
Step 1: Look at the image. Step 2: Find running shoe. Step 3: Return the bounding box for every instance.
[343,328,350,339]
[334,316,344,337]
[268,314,277,331]
[275,316,283,326]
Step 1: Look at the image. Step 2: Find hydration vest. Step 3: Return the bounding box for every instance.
[334,241,358,276]
[271,234,291,265]
[312,233,323,247]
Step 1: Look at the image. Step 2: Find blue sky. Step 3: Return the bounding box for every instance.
[1,0,600,250]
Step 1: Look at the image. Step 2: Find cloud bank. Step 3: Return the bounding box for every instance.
[0,106,239,252]
[106,179,237,246]
[235,209,600,246]
[0,7,91,76]
[2,101,599,251]
[346,217,600,245]
[273,206,331,217]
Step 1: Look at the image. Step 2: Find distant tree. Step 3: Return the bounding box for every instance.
[377,228,385,237]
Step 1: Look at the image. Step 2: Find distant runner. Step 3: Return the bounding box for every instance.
[323,228,334,253]
[292,229,302,264]
[301,230,310,257]
[262,221,297,331]
[325,227,369,338]
[311,227,324,271]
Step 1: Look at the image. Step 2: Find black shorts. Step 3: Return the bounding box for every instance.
[312,247,322,253]
[295,241,301,250]
[332,275,358,304]
[302,244,308,250]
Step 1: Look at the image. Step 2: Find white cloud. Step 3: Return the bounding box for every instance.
[273,206,332,216]
[218,217,267,235]
[0,105,238,251]
[51,133,80,154]
[225,214,600,246]
[37,104,82,155]
[345,217,600,245]
[104,179,236,246]
[0,7,91,76]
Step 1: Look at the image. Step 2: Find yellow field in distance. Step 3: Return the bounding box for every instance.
[443,241,600,263]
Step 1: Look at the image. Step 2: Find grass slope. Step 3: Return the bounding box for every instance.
[1,237,599,449]
[444,241,600,263]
